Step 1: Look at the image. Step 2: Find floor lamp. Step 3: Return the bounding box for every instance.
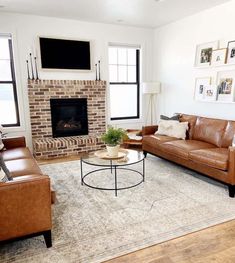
[142,82,161,125]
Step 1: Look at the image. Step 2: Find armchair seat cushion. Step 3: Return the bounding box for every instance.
[189,148,229,171]
[159,140,215,159]
[2,147,33,161]
[5,158,43,177]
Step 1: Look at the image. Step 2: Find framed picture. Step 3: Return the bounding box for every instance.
[226,41,235,64]
[211,48,227,66]
[204,85,217,101]
[194,77,211,101]
[195,41,218,67]
[216,71,235,102]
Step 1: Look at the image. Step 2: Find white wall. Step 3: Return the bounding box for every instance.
[153,0,235,121]
[0,12,154,146]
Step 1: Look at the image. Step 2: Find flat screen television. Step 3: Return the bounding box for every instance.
[39,37,92,71]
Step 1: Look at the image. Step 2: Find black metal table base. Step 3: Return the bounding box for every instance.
[81,159,145,196]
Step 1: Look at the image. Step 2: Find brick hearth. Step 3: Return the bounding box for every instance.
[28,79,106,159]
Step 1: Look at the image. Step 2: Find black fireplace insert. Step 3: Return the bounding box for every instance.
[50,98,88,138]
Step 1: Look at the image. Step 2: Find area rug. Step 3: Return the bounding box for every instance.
[1,155,235,263]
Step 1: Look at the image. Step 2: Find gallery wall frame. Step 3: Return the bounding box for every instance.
[194,77,211,101]
[195,41,218,67]
[211,48,227,67]
[216,70,235,102]
[226,40,235,65]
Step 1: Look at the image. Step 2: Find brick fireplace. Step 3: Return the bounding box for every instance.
[28,79,106,159]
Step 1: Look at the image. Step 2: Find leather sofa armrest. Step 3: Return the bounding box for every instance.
[2,136,26,149]
[0,175,52,241]
[142,125,158,136]
[228,146,235,184]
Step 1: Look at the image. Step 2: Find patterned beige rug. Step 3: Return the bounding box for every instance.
[1,155,235,263]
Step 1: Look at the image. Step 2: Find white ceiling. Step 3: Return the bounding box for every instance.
[0,0,231,28]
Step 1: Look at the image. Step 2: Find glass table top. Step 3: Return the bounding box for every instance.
[81,148,144,167]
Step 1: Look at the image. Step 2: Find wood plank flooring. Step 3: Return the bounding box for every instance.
[39,156,235,263]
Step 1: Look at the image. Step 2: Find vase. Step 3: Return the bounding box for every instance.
[106,145,120,157]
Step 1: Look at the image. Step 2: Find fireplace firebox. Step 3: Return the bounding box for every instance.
[50,98,88,138]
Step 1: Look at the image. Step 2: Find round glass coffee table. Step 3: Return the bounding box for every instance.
[80,149,145,196]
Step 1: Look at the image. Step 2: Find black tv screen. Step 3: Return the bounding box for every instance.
[39,37,91,70]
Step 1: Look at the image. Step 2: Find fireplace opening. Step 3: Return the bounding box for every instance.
[50,98,88,138]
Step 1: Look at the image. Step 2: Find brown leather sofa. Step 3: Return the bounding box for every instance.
[0,136,52,247]
[142,114,235,197]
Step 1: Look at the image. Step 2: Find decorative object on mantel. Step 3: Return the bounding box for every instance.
[26,60,30,80]
[34,56,39,80]
[142,82,161,125]
[95,63,98,80]
[29,53,35,80]
[98,60,101,80]
[211,48,227,66]
[101,127,127,157]
[195,41,218,67]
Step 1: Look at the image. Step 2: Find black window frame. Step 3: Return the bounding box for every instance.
[0,36,20,127]
[109,48,140,121]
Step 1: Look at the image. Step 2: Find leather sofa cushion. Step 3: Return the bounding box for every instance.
[143,134,179,147]
[189,148,229,171]
[221,121,235,148]
[2,147,33,161]
[159,140,215,159]
[5,158,43,177]
[192,117,227,147]
[179,114,197,139]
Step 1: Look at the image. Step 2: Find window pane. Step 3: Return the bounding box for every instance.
[118,48,127,65]
[110,84,137,118]
[109,65,118,82]
[118,65,127,82]
[0,60,12,81]
[0,84,17,125]
[109,47,117,64]
[0,38,10,59]
[128,49,136,65]
[128,66,136,82]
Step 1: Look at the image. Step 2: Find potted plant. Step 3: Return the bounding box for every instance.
[101,127,127,157]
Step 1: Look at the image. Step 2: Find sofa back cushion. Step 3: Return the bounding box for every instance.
[179,114,197,139]
[192,117,227,147]
[221,121,235,148]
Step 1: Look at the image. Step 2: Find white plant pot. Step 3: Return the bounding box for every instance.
[106,145,120,157]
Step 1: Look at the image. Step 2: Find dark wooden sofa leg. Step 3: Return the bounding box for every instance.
[143,151,147,158]
[228,185,235,198]
[43,230,52,248]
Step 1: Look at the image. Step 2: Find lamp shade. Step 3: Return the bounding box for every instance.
[142,82,161,94]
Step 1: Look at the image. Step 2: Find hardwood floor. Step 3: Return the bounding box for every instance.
[39,156,235,263]
[105,220,235,263]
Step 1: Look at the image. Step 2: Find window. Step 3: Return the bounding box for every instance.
[108,45,140,120]
[0,34,20,127]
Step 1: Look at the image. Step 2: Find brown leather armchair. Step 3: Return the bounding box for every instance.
[0,137,52,247]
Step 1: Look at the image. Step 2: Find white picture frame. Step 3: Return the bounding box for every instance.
[226,40,235,65]
[204,85,218,101]
[195,41,218,67]
[194,77,211,101]
[216,71,235,102]
[211,48,227,66]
